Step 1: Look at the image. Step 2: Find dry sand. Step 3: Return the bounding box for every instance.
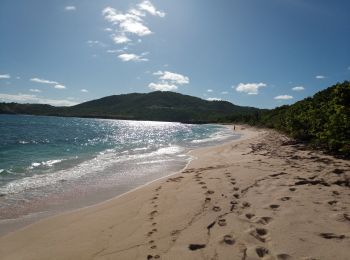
[0,126,349,260]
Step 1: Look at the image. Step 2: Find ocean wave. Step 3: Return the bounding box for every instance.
[191,128,234,144]
[0,145,186,195]
[29,159,64,169]
[136,159,175,165]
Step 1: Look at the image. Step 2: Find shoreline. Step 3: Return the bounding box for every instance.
[0,124,239,237]
[0,125,349,259]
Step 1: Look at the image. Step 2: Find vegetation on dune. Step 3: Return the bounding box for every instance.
[226,81,350,157]
[0,82,349,156]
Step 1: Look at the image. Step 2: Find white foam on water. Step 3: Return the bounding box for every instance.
[29,159,64,169]
[191,128,235,144]
[0,145,185,195]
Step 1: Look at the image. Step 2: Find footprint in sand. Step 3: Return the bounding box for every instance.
[328,200,338,205]
[150,210,158,216]
[233,193,240,199]
[218,219,227,226]
[233,187,240,191]
[250,228,269,242]
[255,246,269,258]
[213,206,221,212]
[332,190,340,196]
[245,213,255,219]
[188,244,206,251]
[206,190,215,195]
[257,217,273,225]
[270,204,280,209]
[242,201,251,208]
[280,197,291,201]
[289,187,296,192]
[205,197,211,202]
[201,186,208,189]
[222,235,235,245]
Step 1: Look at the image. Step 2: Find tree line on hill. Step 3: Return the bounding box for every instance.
[222,81,350,157]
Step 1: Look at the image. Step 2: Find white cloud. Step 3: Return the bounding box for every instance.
[102,7,152,37]
[104,28,113,32]
[30,77,59,85]
[81,89,88,93]
[54,84,66,89]
[221,91,228,94]
[118,53,148,62]
[235,82,266,95]
[0,74,10,79]
[0,93,77,106]
[112,34,131,44]
[315,75,326,79]
[148,82,177,91]
[153,71,189,85]
[87,40,106,48]
[138,1,165,17]
[207,89,213,92]
[292,86,305,91]
[102,1,165,47]
[65,6,76,11]
[29,89,41,93]
[274,95,293,100]
[207,97,222,101]
[148,70,189,92]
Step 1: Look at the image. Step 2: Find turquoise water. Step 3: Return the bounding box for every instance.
[0,115,238,220]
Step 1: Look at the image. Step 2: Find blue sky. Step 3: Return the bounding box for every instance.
[0,0,349,108]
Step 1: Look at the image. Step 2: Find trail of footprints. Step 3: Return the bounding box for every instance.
[187,170,294,259]
[146,185,162,260]
[145,167,339,259]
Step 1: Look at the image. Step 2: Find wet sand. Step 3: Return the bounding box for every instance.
[0,125,349,260]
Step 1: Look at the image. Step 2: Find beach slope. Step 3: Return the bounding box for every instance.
[0,126,349,260]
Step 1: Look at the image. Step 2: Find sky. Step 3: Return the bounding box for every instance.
[0,0,349,108]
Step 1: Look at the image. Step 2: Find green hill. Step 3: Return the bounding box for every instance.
[227,81,350,156]
[0,91,260,123]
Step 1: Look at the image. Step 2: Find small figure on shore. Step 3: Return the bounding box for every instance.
[234,125,236,131]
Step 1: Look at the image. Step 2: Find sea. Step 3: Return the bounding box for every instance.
[0,114,239,234]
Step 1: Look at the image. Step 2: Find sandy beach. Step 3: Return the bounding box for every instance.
[0,125,349,260]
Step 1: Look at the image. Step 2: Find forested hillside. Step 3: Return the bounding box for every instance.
[0,91,259,123]
[226,81,350,156]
